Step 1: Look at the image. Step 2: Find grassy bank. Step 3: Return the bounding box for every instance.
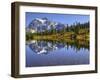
[26,29,89,41]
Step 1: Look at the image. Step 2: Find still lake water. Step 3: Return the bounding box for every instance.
[26,40,89,67]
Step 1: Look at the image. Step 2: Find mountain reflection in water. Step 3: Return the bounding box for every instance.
[26,40,89,67]
[26,40,89,55]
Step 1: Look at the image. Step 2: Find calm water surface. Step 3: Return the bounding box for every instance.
[26,40,89,67]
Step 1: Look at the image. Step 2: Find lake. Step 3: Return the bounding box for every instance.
[26,40,89,67]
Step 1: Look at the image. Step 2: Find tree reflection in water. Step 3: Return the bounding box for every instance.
[26,40,89,55]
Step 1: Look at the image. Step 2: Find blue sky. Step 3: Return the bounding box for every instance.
[26,12,90,27]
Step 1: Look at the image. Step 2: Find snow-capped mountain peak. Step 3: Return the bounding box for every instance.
[27,17,65,33]
[35,18,46,24]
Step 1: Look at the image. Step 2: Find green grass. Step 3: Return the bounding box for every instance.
[26,28,89,41]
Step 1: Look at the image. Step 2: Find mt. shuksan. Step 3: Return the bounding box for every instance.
[26,17,66,33]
